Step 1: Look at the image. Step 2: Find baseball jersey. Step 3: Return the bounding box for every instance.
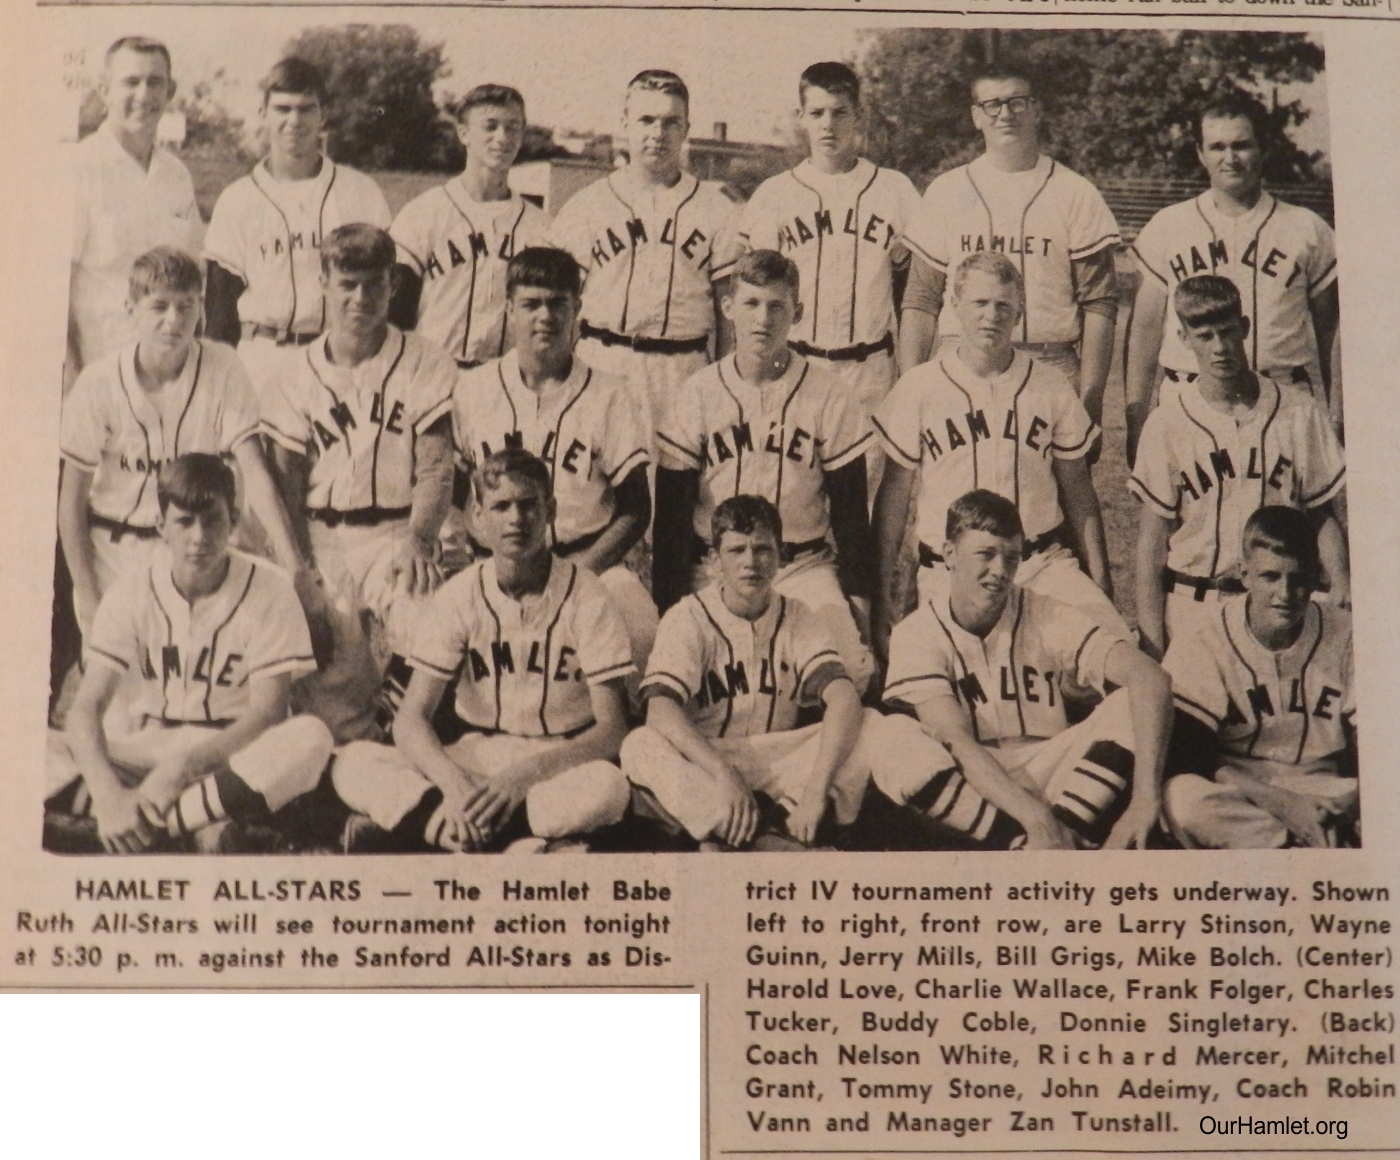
[548,171,740,340]
[203,158,391,336]
[737,159,920,349]
[1128,376,1346,578]
[70,123,204,367]
[410,557,634,737]
[260,326,456,512]
[86,546,316,726]
[61,339,260,529]
[657,353,872,544]
[1132,192,1337,378]
[1164,595,1353,774]
[642,584,846,739]
[903,153,1120,344]
[884,583,1118,743]
[453,351,648,545]
[873,349,1098,548]
[390,179,548,365]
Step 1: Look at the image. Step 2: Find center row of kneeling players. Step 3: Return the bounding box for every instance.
[51,61,1356,855]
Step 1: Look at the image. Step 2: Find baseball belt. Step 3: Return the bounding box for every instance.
[467,525,607,561]
[789,332,894,363]
[307,505,412,529]
[690,532,827,566]
[1162,568,1246,601]
[455,359,483,371]
[579,321,708,356]
[1014,341,1077,356]
[1165,366,1310,387]
[919,525,1061,568]
[89,512,160,542]
[242,322,320,346]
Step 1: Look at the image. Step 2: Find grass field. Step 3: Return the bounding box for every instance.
[184,155,1145,628]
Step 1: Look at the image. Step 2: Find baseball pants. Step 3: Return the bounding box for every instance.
[620,709,937,842]
[920,546,1131,640]
[808,349,897,506]
[1164,764,1358,849]
[47,715,333,825]
[332,734,630,840]
[885,689,1140,848]
[693,548,874,696]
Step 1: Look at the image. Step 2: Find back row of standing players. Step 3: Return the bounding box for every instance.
[57,39,1353,851]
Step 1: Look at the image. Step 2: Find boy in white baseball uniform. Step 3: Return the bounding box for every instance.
[389,84,549,370]
[547,70,740,468]
[59,247,304,638]
[69,36,203,379]
[332,450,633,852]
[885,490,1172,850]
[453,247,658,675]
[261,224,457,720]
[204,58,391,397]
[623,495,934,849]
[654,249,876,694]
[736,63,921,498]
[1127,95,1341,461]
[1131,275,1347,658]
[47,455,332,853]
[899,65,1120,427]
[1162,506,1357,848]
[872,252,1126,661]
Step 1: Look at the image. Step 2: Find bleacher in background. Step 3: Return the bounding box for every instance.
[1097,178,1335,242]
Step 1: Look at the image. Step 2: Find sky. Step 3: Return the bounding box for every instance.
[53,9,1328,157]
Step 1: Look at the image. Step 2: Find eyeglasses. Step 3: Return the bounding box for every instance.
[972,95,1034,118]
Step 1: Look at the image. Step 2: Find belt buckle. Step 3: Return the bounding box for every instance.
[274,327,296,346]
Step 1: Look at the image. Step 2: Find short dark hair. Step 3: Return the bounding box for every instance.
[104,36,172,77]
[321,223,396,278]
[946,489,1024,544]
[799,62,860,108]
[969,63,1037,103]
[261,57,327,105]
[1173,274,1243,330]
[455,83,526,122]
[626,69,689,112]
[732,249,800,302]
[471,448,553,506]
[711,494,783,551]
[1242,506,1322,581]
[1195,93,1266,148]
[158,453,237,519]
[129,246,203,302]
[506,247,582,299]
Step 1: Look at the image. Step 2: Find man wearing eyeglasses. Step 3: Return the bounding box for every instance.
[898,66,1121,431]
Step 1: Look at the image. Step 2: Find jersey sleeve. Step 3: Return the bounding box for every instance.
[84,568,144,674]
[871,370,925,469]
[258,361,313,454]
[1162,627,1230,733]
[889,171,923,267]
[212,346,262,451]
[734,179,777,253]
[408,572,474,680]
[901,179,951,272]
[1128,207,1172,289]
[817,374,874,472]
[1296,396,1346,508]
[544,188,593,269]
[640,600,709,706]
[708,190,743,282]
[789,599,846,706]
[348,170,393,230]
[597,376,650,485]
[1041,595,1117,696]
[1126,412,1180,520]
[59,366,109,471]
[405,338,458,434]
[389,191,435,275]
[883,607,957,708]
[1047,372,1100,460]
[202,183,248,278]
[573,574,636,687]
[245,567,317,683]
[1067,179,1122,263]
[655,366,706,471]
[1303,213,1339,298]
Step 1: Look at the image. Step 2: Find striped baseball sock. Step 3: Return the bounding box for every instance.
[166,770,270,836]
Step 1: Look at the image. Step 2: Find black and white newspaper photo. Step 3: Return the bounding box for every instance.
[1,0,1398,1154]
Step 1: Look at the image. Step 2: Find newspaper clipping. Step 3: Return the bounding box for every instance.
[1,0,1398,1155]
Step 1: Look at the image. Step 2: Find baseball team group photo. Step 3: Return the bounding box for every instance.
[43,16,1357,857]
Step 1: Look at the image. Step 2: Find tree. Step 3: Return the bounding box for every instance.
[176,71,255,165]
[284,23,458,171]
[859,30,1325,186]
